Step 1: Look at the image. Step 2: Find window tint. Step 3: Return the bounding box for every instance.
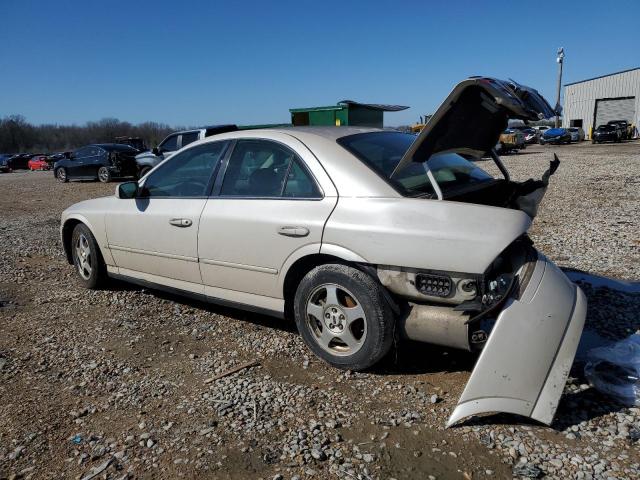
[141,141,228,198]
[159,134,178,153]
[220,140,294,197]
[181,132,199,147]
[74,147,92,158]
[283,158,322,198]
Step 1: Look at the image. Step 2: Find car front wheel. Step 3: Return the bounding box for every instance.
[294,264,395,371]
[56,167,68,183]
[98,166,112,183]
[71,223,106,289]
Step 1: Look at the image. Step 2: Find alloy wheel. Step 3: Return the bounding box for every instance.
[74,233,92,280]
[305,283,367,356]
[98,167,109,183]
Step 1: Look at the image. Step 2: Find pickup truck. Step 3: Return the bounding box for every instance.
[135,125,238,177]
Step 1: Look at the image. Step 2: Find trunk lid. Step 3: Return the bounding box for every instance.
[393,77,556,175]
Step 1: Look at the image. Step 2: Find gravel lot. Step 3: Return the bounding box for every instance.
[1,141,639,479]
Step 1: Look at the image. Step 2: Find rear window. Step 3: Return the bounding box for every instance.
[338,132,494,198]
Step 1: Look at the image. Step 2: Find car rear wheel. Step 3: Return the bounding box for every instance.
[294,263,395,371]
[56,167,68,183]
[98,166,112,183]
[71,223,106,289]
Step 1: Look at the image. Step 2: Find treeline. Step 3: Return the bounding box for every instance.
[0,115,179,153]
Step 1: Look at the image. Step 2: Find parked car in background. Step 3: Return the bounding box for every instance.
[54,144,138,183]
[115,136,148,153]
[135,125,238,177]
[46,152,69,165]
[497,128,525,153]
[533,126,551,136]
[521,127,539,144]
[592,124,620,143]
[60,77,585,429]
[27,155,50,170]
[540,128,571,145]
[607,120,629,140]
[7,153,38,169]
[0,154,13,172]
[567,127,585,142]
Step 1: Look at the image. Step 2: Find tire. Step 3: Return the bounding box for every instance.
[539,139,545,145]
[98,166,112,183]
[71,223,107,289]
[293,263,395,371]
[56,167,68,183]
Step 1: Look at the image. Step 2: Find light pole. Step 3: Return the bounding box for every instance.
[555,47,565,128]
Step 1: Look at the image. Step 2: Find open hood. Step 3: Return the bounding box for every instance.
[392,77,556,176]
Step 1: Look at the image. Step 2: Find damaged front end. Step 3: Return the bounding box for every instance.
[378,236,586,427]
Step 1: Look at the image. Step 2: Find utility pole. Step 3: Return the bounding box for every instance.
[555,47,565,128]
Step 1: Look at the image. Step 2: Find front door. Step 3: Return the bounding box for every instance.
[198,137,338,301]
[105,140,230,291]
[68,147,92,177]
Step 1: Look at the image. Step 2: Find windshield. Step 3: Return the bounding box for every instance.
[337,131,494,197]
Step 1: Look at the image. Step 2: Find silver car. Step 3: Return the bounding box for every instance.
[60,78,585,427]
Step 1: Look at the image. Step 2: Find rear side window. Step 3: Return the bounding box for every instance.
[180,132,199,147]
[141,141,228,198]
[220,140,321,198]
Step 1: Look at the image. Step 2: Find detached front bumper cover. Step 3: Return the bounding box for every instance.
[447,253,586,427]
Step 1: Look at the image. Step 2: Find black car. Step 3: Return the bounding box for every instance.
[592,125,620,144]
[607,120,629,140]
[54,144,138,183]
[7,153,37,169]
[0,154,13,173]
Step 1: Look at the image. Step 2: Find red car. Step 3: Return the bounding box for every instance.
[28,155,50,171]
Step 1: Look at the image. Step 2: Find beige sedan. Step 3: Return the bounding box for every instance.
[60,77,585,427]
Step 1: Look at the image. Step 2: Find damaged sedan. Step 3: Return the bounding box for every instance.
[60,77,586,427]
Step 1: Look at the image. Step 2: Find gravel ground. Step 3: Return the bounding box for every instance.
[0,141,639,479]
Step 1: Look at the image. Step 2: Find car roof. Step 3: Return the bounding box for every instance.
[92,143,137,151]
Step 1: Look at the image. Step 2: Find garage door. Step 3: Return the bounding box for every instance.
[594,97,635,127]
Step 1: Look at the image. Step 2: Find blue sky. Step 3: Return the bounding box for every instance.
[1,0,638,126]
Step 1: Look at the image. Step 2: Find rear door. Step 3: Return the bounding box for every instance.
[105,141,229,290]
[197,135,338,301]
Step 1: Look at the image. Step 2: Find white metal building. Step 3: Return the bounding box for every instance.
[562,67,639,138]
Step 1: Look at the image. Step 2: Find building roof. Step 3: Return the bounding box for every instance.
[337,100,409,112]
[564,67,640,86]
[290,100,409,113]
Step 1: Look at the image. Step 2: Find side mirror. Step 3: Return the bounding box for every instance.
[65,152,73,159]
[152,147,160,155]
[116,181,138,199]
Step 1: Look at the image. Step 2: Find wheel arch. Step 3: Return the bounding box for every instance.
[280,246,369,319]
[61,215,111,265]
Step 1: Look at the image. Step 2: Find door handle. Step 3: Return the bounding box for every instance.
[169,218,193,227]
[277,226,309,237]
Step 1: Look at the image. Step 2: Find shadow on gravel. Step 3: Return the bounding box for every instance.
[106,278,298,334]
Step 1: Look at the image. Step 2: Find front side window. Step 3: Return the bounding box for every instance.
[158,134,178,153]
[221,140,320,198]
[338,131,494,197]
[180,132,199,148]
[140,141,228,198]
